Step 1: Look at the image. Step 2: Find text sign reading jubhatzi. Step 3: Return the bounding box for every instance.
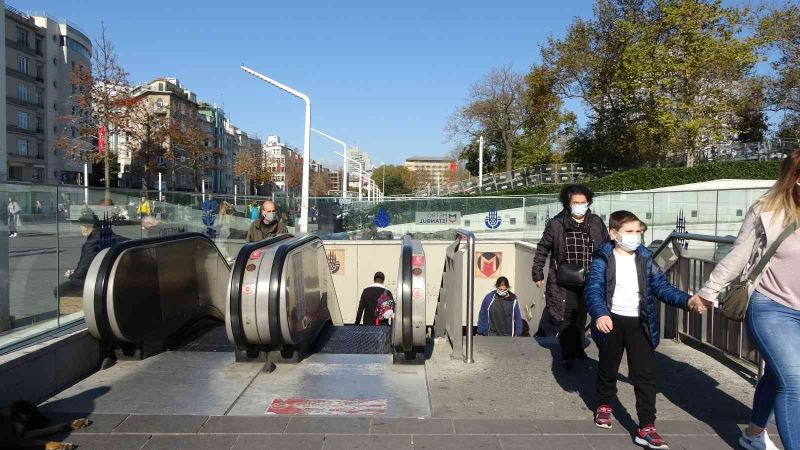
[415,211,461,225]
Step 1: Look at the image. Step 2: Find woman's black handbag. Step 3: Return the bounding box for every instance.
[556,263,586,287]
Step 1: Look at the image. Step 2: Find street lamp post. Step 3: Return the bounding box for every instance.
[478,135,484,188]
[241,65,311,233]
[310,128,348,199]
[334,151,364,201]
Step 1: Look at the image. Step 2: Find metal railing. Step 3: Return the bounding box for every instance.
[652,232,762,375]
[433,228,476,363]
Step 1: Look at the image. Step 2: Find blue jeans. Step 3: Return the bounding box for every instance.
[747,291,800,450]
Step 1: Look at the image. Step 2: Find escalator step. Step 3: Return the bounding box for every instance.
[171,323,234,352]
[314,325,393,354]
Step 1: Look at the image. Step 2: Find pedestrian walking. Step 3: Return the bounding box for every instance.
[477,277,523,336]
[585,210,707,449]
[7,198,21,237]
[531,184,608,370]
[693,148,800,450]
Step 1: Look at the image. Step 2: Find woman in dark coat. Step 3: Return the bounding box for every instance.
[531,184,608,370]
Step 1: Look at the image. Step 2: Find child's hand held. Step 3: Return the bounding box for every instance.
[596,315,613,334]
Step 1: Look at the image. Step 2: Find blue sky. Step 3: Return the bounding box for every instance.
[13,1,777,168]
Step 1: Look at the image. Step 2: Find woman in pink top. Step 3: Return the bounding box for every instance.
[695,149,800,450]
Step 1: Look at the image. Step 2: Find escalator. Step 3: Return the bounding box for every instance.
[83,232,237,359]
[227,234,427,363]
[83,231,426,364]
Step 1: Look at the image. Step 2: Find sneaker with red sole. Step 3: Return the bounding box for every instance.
[635,424,669,449]
[594,405,613,429]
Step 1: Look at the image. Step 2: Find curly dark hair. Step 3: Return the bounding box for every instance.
[559,184,595,210]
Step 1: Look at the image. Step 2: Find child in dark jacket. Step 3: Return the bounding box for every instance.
[585,210,708,450]
[477,277,523,336]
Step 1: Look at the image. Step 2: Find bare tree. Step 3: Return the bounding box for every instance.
[169,110,217,192]
[446,65,526,173]
[55,23,132,190]
[122,96,171,188]
[233,143,273,195]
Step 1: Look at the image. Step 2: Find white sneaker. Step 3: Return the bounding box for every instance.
[739,429,779,450]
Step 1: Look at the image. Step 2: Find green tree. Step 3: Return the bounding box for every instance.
[519,66,577,167]
[759,3,800,138]
[371,165,414,196]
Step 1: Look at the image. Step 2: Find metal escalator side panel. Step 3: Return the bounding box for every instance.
[267,235,321,347]
[244,247,277,345]
[409,240,427,347]
[83,248,111,340]
[227,234,292,350]
[400,239,413,352]
[85,232,225,345]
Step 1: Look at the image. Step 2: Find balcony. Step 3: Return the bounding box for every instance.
[8,151,45,160]
[5,67,42,84]
[5,38,41,58]
[7,95,44,109]
[7,124,44,136]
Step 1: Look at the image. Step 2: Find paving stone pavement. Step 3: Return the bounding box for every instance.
[49,414,783,449]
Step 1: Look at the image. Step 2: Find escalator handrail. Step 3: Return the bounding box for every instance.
[228,233,294,351]
[400,235,414,352]
[267,234,322,346]
[92,232,227,344]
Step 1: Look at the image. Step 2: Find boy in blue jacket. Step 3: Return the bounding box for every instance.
[585,211,708,450]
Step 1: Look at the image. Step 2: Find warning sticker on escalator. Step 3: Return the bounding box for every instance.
[265,398,387,415]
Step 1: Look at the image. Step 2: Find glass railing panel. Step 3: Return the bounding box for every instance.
[2,183,60,348]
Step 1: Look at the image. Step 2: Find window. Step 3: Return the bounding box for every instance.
[17,55,29,74]
[35,91,42,105]
[16,27,28,45]
[17,139,29,156]
[18,112,29,129]
[36,117,42,131]
[17,84,29,101]
[158,83,164,91]
[32,168,43,181]
[9,166,23,180]
[35,38,42,55]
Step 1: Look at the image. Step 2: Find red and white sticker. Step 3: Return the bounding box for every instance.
[243,284,254,295]
[413,288,424,299]
[249,251,263,260]
[265,398,387,416]
[412,255,425,267]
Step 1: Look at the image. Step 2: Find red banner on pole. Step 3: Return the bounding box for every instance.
[98,125,106,154]
[449,162,456,172]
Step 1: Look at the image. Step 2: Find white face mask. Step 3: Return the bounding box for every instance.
[496,288,509,297]
[263,212,276,223]
[616,233,641,252]
[571,203,589,218]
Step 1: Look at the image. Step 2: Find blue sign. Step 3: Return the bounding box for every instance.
[484,209,502,230]
[374,207,390,228]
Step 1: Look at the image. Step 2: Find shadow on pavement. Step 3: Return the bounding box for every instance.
[536,337,751,448]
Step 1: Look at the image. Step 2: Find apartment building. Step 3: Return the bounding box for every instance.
[33,13,91,185]
[404,155,454,188]
[3,4,91,184]
[263,135,302,194]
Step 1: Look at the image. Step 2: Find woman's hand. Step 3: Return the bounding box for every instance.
[596,316,613,334]
[535,280,543,288]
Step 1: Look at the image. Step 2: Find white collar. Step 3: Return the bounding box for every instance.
[368,283,385,288]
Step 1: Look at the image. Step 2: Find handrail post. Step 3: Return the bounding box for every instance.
[457,229,476,363]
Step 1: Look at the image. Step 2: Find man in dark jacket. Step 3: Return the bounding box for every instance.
[54,213,126,299]
[355,272,393,325]
[246,200,289,242]
[532,184,608,369]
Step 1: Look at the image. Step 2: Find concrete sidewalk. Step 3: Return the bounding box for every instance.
[49,414,778,449]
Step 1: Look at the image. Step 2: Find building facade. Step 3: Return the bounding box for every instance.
[33,14,91,185]
[404,155,453,188]
[3,4,91,185]
[263,135,302,194]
